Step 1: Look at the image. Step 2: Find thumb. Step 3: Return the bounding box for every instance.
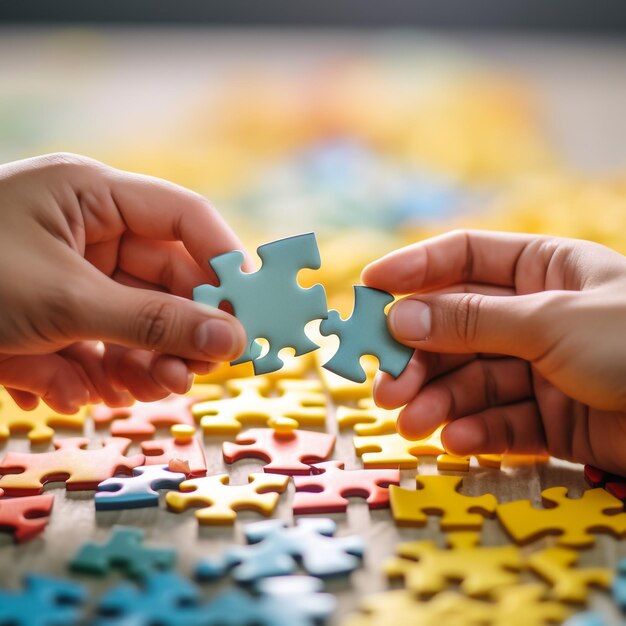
[75,278,247,362]
[388,292,551,360]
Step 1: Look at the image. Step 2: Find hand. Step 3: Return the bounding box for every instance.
[0,154,247,413]
[362,229,626,475]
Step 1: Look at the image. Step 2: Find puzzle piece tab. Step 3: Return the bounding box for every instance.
[141,426,207,477]
[0,437,144,496]
[292,461,399,514]
[193,378,326,435]
[166,473,289,525]
[390,475,497,531]
[354,430,444,469]
[195,518,364,582]
[336,399,399,436]
[314,347,376,401]
[0,387,86,444]
[194,233,328,375]
[319,286,413,383]
[223,427,335,475]
[496,487,626,548]
[0,489,54,543]
[0,574,86,626]
[95,465,186,511]
[70,525,176,579]
[384,532,523,597]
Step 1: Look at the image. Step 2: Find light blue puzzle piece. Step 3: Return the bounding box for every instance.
[0,574,86,626]
[320,285,413,383]
[95,465,186,511]
[195,517,364,583]
[562,612,609,626]
[70,526,176,579]
[613,557,626,613]
[193,233,327,375]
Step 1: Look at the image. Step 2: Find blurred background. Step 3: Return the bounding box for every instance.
[1,4,626,310]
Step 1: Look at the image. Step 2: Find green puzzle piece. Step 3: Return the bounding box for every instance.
[320,286,414,383]
[194,233,327,376]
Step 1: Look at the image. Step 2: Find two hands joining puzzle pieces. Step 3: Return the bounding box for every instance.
[194,232,413,383]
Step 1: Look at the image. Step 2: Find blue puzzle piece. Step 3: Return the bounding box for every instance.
[195,517,364,583]
[0,574,86,626]
[613,557,626,613]
[95,571,203,626]
[193,233,327,375]
[562,612,609,626]
[95,465,186,511]
[70,526,175,579]
[319,286,413,383]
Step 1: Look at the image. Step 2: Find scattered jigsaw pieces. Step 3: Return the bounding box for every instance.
[292,461,399,514]
[70,525,175,578]
[0,437,144,496]
[528,547,613,602]
[489,584,572,626]
[0,387,87,444]
[141,425,207,477]
[194,233,328,375]
[192,378,326,435]
[384,531,523,597]
[195,517,364,582]
[166,473,289,525]
[223,427,335,475]
[390,475,498,531]
[353,430,443,469]
[584,464,626,501]
[436,453,502,472]
[0,489,54,543]
[0,574,86,626]
[314,348,376,401]
[336,399,399,436]
[95,465,186,511]
[496,487,626,548]
[92,392,217,438]
[319,286,413,383]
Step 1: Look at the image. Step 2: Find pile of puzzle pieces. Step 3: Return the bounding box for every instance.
[1,234,626,625]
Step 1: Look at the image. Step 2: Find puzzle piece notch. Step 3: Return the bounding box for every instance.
[384,531,523,597]
[195,517,364,582]
[319,286,413,383]
[528,546,613,602]
[292,461,400,514]
[194,233,328,375]
[70,525,176,579]
[315,349,376,401]
[389,475,498,531]
[0,489,54,543]
[223,427,336,475]
[0,387,86,443]
[0,574,86,626]
[0,437,145,496]
[166,473,289,525]
[496,486,626,548]
[141,426,207,477]
[336,399,399,436]
[193,377,327,435]
[354,430,444,469]
[95,465,187,511]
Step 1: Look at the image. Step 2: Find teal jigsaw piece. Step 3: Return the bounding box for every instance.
[563,613,609,626]
[95,465,186,511]
[193,233,327,375]
[320,286,413,383]
[195,517,364,583]
[0,574,86,626]
[613,557,626,612]
[70,526,175,579]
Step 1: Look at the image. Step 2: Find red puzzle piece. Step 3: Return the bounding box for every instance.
[0,489,54,542]
[92,394,204,439]
[222,428,335,475]
[0,437,144,495]
[141,433,207,477]
[292,461,400,514]
[584,464,626,501]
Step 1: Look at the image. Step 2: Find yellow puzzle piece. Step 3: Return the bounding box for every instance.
[496,486,626,548]
[528,546,613,602]
[390,475,497,531]
[0,388,87,443]
[385,531,523,597]
[165,472,289,525]
[192,378,326,435]
[315,350,377,402]
[488,584,571,626]
[436,453,502,472]
[354,431,444,469]
[336,399,399,436]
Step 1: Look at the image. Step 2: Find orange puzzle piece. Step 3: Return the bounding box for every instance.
[0,437,144,495]
[141,425,207,477]
[0,488,54,543]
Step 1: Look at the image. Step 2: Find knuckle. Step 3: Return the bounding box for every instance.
[135,300,178,350]
[36,152,98,173]
[454,292,484,347]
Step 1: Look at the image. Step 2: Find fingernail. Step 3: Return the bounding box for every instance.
[195,319,238,359]
[390,300,431,340]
